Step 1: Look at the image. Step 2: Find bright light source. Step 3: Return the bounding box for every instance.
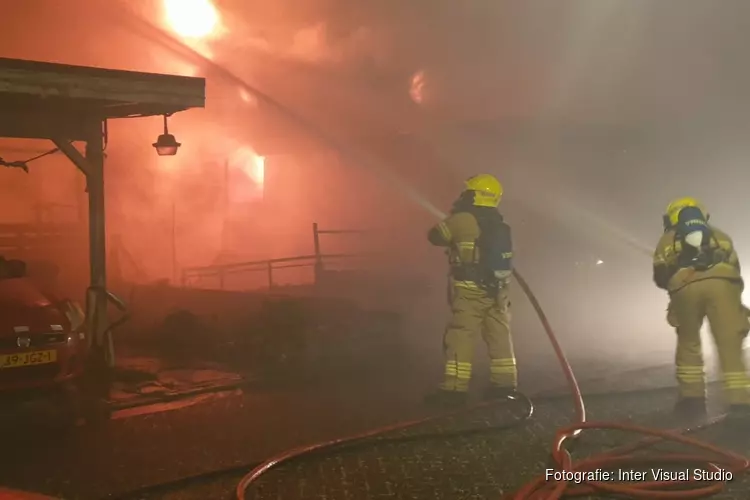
[409,70,426,104]
[252,156,265,186]
[163,0,219,39]
[241,153,265,189]
[596,259,604,266]
[228,147,265,202]
[239,88,257,106]
[154,135,180,156]
[153,115,181,156]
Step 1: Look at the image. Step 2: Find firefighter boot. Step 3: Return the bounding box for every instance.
[674,397,707,420]
[424,389,468,409]
[483,386,517,401]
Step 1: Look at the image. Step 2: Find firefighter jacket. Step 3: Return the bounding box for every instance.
[427,207,513,289]
[653,225,743,294]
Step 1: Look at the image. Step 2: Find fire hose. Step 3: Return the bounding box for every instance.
[235,268,750,500]
[97,8,748,498]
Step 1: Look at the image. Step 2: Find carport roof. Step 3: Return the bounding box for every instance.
[0,57,205,140]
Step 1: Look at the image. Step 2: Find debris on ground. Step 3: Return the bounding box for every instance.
[109,353,245,407]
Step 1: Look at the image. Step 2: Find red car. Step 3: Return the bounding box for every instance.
[0,271,90,424]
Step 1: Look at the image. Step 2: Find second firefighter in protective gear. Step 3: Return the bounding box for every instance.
[653,197,750,418]
[425,174,517,407]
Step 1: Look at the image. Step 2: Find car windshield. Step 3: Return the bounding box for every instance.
[0,277,52,308]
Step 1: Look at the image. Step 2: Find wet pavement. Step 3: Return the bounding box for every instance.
[0,365,435,500]
[236,387,750,500]
[0,350,747,500]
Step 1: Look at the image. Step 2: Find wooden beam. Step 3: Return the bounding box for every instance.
[53,139,92,177]
[0,107,90,141]
[0,223,82,252]
[0,57,205,114]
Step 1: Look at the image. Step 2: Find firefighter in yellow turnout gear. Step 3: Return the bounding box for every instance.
[653,197,750,418]
[425,174,517,407]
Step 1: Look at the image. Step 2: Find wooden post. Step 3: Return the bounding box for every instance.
[171,201,177,285]
[82,119,114,417]
[220,159,230,256]
[312,222,323,284]
[85,121,110,360]
[267,260,274,289]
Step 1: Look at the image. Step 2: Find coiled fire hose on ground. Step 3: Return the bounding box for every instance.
[236,268,750,500]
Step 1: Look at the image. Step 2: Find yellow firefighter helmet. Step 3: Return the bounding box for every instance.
[464,174,503,207]
[664,197,708,227]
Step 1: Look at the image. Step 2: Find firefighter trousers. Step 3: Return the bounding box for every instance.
[440,282,516,392]
[669,278,750,405]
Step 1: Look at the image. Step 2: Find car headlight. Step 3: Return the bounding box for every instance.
[67,331,86,345]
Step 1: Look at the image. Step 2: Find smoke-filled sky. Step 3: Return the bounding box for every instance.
[3,0,750,358]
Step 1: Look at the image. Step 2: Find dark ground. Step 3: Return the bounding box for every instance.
[0,355,748,500]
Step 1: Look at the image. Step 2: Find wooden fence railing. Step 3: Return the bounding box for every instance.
[181,222,378,290]
[0,223,83,254]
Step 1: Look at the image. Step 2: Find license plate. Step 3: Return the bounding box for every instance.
[0,350,57,369]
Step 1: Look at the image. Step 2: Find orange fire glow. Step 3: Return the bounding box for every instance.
[239,87,258,106]
[243,153,265,189]
[409,70,426,104]
[229,147,265,202]
[163,0,219,39]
